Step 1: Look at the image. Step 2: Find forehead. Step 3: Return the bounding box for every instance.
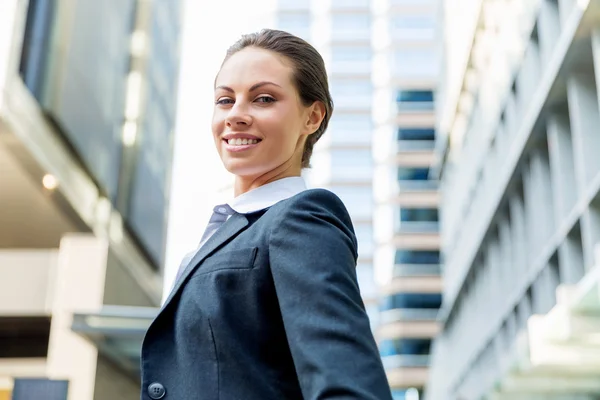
[216,47,294,88]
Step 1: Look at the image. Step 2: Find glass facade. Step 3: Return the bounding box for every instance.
[18,0,181,269]
[380,293,442,311]
[400,208,438,223]
[398,167,430,181]
[394,250,440,265]
[127,0,182,268]
[380,338,432,357]
[397,128,435,141]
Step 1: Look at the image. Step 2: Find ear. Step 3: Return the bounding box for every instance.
[304,101,326,136]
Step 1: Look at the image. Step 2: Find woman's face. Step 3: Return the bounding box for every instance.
[212,47,319,179]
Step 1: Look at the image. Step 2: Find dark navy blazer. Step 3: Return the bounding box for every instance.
[141,189,393,400]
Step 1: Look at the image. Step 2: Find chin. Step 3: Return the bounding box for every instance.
[222,159,267,178]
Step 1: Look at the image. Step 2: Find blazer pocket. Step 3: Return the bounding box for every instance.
[197,247,258,275]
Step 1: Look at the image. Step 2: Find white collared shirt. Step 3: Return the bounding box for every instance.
[228,176,307,214]
[172,177,308,290]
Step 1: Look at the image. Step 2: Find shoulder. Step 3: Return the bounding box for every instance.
[271,188,350,220]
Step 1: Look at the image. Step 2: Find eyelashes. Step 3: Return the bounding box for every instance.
[214,96,277,106]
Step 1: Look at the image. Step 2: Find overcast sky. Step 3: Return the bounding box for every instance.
[162,1,278,299]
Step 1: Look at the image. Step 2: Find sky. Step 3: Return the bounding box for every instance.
[162,0,277,300]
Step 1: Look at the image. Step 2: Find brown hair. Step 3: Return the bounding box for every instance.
[221,29,333,168]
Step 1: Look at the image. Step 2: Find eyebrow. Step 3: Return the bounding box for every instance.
[215,81,282,92]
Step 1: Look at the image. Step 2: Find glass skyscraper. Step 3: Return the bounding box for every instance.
[276,0,441,398]
[0,0,182,398]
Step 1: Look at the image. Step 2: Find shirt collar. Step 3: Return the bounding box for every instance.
[228,177,307,214]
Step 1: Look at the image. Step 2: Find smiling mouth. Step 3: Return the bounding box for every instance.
[224,138,261,146]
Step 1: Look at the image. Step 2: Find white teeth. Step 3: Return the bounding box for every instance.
[227,138,259,146]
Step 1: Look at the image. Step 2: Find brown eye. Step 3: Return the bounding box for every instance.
[255,96,276,103]
[215,98,234,105]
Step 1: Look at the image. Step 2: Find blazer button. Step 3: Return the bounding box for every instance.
[148,382,166,399]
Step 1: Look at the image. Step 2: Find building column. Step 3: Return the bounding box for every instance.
[46,234,109,400]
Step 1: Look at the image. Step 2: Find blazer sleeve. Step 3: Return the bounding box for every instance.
[269,189,393,400]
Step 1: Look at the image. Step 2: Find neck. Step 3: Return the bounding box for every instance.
[234,163,302,197]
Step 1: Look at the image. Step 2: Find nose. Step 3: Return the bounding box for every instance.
[225,102,252,128]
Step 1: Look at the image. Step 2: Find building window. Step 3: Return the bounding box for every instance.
[380,293,442,310]
[394,250,440,264]
[379,338,432,357]
[397,128,435,141]
[19,0,56,99]
[400,208,438,222]
[397,167,430,181]
[397,90,434,111]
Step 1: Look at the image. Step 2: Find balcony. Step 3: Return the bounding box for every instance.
[470,265,600,398]
[394,221,440,250]
[381,275,443,297]
[379,337,435,389]
[380,308,439,324]
[394,141,435,167]
[396,112,435,128]
[391,180,439,208]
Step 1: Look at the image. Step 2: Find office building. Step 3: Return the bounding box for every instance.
[428,0,600,398]
[276,0,380,328]
[0,0,182,398]
[277,0,442,398]
[372,0,441,399]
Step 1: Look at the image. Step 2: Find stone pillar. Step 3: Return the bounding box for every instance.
[46,234,109,400]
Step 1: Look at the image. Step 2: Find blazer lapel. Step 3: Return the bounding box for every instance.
[162,213,249,308]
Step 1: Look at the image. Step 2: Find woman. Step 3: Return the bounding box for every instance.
[141,29,392,400]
